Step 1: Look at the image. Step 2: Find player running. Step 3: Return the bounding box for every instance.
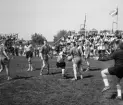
[40,40,51,75]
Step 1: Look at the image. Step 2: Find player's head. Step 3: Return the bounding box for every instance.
[43,40,47,45]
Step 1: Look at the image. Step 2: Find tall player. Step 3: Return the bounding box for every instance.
[69,41,83,80]
[40,40,51,75]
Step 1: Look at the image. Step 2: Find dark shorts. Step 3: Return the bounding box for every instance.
[108,66,123,78]
[43,55,49,61]
[0,57,9,65]
[98,50,105,54]
[56,62,66,68]
[26,51,33,59]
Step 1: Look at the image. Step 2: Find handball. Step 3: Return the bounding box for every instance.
[67,55,73,61]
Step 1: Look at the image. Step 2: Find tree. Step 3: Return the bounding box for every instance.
[31,33,46,45]
[53,30,68,44]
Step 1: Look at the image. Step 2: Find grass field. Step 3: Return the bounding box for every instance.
[0,56,123,105]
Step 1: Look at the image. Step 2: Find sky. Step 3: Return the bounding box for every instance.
[0,0,123,41]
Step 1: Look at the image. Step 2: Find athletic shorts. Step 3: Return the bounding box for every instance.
[56,62,66,68]
[0,57,9,65]
[72,57,82,65]
[108,66,123,78]
[43,55,49,61]
[98,50,105,54]
[26,51,33,59]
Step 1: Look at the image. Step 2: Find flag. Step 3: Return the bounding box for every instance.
[109,8,118,17]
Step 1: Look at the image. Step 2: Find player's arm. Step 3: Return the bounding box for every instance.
[2,46,10,60]
[40,46,44,59]
[105,50,110,55]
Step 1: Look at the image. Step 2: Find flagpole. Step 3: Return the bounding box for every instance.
[116,6,118,30]
[84,14,86,37]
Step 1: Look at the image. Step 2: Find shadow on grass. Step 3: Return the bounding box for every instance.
[110,92,123,100]
[84,75,94,78]
[12,75,33,80]
[65,75,73,79]
[60,74,94,80]
[88,68,101,71]
[35,68,41,71]
[77,74,94,80]
[50,71,62,75]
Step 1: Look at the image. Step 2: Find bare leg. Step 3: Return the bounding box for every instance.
[84,57,90,72]
[5,62,11,80]
[27,57,31,71]
[0,64,4,72]
[62,68,65,77]
[30,58,33,71]
[71,63,77,80]
[46,60,50,74]
[101,68,110,92]
[86,60,90,71]
[40,60,45,75]
[78,64,83,79]
[116,78,122,99]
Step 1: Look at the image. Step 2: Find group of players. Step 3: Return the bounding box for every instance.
[0,38,123,100]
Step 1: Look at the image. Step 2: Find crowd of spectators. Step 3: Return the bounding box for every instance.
[55,30,123,58]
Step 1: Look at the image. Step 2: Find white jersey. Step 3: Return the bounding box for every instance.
[19,45,23,50]
[25,45,33,52]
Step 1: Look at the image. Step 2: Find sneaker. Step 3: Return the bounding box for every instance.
[80,75,83,79]
[116,96,122,100]
[40,72,43,75]
[7,77,12,80]
[27,69,30,71]
[102,86,110,92]
[71,78,77,81]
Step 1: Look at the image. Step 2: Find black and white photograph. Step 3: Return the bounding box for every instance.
[0,0,123,105]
